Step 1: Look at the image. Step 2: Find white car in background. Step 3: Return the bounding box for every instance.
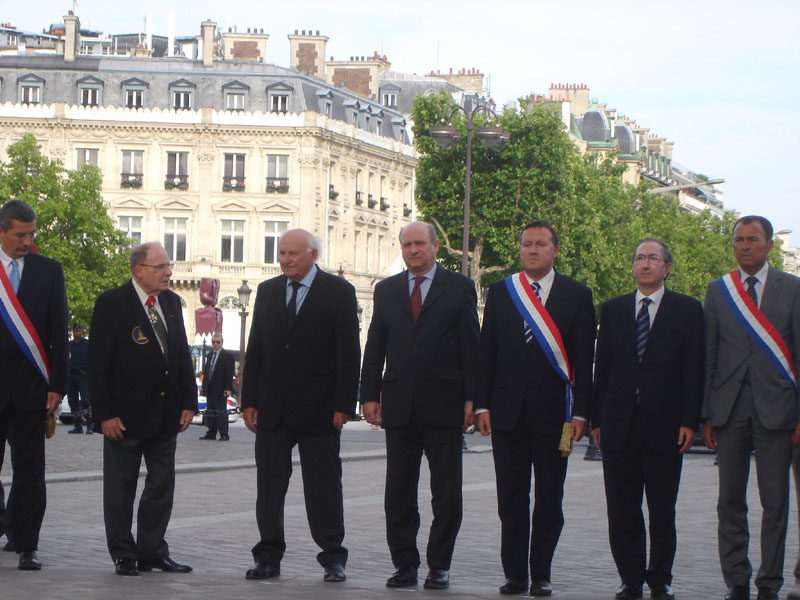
[192,394,240,425]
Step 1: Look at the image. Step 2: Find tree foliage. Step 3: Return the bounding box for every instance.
[0,134,131,327]
[411,93,762,308]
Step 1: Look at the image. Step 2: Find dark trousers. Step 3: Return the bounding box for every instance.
[252,423,347,567]
[492,420,567,582]
[205,393,229,437]
[0,405,46,552]
[103,433,177,561]
[67,371,90,414]
[602,411,683,588]
[384,421,463,570]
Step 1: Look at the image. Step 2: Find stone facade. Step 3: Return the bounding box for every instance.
[0,17,416,348]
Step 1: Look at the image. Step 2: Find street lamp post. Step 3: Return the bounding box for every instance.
[236,279,252,391]
[430,105,509,277]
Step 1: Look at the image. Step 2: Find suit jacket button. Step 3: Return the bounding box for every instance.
[160,392,166,397]
[164,370,169,375]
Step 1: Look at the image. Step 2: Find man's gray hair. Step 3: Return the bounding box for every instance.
[129,242,165,274]
[283,229,321,259]
[399,221,437,244]
[0,199,36,231]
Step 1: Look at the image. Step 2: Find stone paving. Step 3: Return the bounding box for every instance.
[0,420,797,599]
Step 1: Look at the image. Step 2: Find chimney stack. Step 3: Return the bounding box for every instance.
[63,11,80,62]
[201,20,216,67]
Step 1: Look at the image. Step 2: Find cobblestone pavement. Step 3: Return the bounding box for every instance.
[0,421,797,599]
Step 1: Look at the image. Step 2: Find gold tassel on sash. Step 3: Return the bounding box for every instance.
[558,422,572,457]
[45,413,56,439]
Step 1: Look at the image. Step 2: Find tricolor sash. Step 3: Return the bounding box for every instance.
[716,270,797,392]
[504,272,574,455]
[0,261,50,384]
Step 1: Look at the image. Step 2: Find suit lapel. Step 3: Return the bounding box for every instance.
[419,264,447,318]
[126,281,165,364]
[292,267,325,329]
[760,266,783,318]
[397,271,413,323]
[618,293,637,356]
[15,254,40,304]
[646,289,676,357]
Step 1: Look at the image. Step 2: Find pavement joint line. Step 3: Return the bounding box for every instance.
[43,445,493,484]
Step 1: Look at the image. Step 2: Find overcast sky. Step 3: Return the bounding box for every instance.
[6,0,800,244]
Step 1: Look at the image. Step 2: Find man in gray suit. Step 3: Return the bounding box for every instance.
[702,215,800,600]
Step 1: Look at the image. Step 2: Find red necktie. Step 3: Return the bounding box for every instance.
[410,276,423,324]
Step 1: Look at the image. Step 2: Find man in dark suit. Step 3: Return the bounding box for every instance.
[242,228,360,583]
[0,199,68,570]
[592,238,704,600]
[360,221,479,590]
[199,333,235,441]
[476,220,595,597]
[702,216,800,600]
[88,242,197,577]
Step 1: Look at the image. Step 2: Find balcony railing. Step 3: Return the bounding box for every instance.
[329,184,339,200]
[265,177,289,193]
[164,174,188,190]
[355,191,363,205]
[121,173,143,188]
[368,194,377,209]
[223,176,246,192]
[380,197,389,211]
[403,203,412,217]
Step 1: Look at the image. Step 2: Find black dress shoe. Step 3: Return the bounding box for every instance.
[246,562,280,579]
[500,578,528,595]
[756,589,778,600]
[726,585,750,600]
[386,565,418,588]
[18,550,42,571]
[219,434,230,441]
[324,562,346,582]
[530,579,553,597]
[424,569,450,589]
[138,556,192,573]
[199,433,216,440]
[114,557,139,576]
[616,583,644,599]
[650,584,675,599]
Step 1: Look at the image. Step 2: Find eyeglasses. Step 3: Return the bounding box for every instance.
[139,262,173,271]
[633,254,664,264]
[12,231,36,241]
[211,340,222,345]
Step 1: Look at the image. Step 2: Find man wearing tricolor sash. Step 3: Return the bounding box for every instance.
[476,220,596,597]
[702,215,800,600]
[0,199,68,571]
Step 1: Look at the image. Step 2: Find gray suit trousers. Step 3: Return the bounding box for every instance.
[716,380,793,591]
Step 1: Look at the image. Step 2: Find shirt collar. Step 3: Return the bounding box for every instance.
[0,245,24,269]
[287,263,318,289]
[131,277,157,305]
[635,284,665,307]
[408,263,437,282]
[524,267,555,288]
[741,262,769,284]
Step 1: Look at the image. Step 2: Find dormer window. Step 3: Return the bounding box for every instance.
[121,78,149,109]
[266,82,294,114]
[77,75,104,107]
[169,79,196,110]
[17,73,44,105]
[223,80,250,111]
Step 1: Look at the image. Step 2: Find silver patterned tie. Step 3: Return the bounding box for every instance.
[636,298,652,362]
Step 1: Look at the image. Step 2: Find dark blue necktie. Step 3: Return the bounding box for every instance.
[287,281,302,328]
[636,298,652,362]
[745,276,758,306]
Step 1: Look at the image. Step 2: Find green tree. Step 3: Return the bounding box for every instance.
[0,134,131,327]
[412,93,749,307]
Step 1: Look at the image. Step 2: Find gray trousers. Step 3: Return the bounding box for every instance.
[791,447,800,584]
[716,380,793,591]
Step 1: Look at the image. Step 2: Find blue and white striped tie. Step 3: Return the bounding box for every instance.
[524,282,541,345]
[635,298,652,362]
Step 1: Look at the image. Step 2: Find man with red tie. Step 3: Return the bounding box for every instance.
[89,242,197,576]
[360,221,480,590]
